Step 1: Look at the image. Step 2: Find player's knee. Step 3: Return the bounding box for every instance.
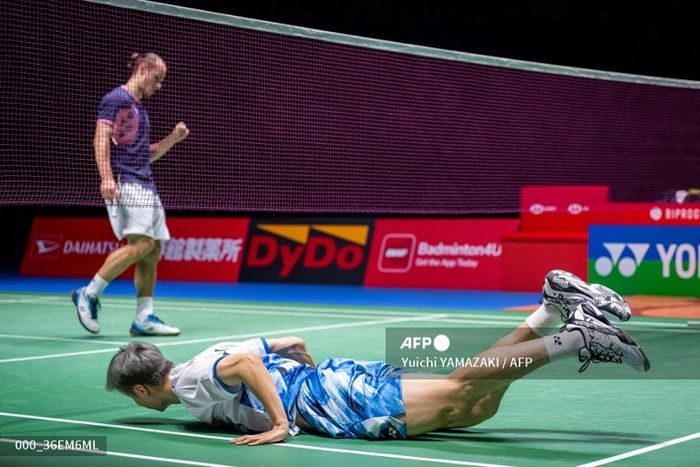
[129,238,156,261]
[145,241,161,264]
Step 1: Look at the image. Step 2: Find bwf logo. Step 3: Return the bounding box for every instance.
[594,243,650,277]
[378,234,416,273]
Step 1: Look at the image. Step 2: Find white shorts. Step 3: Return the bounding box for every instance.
[106,182,171,241]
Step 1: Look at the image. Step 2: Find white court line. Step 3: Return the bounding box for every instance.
[154,314,448,348]
[429,317,524,326]
[0,412,512,467]
[0,314,446,364]
[1,295,688,328]
[0,334,128,346]
[0,348,122,364]
[430,317,697,332]
[0,296,66,304]
[577,431,700,467]
[0,294,528,320]
[0,297,442,321]
[0,438,234,467]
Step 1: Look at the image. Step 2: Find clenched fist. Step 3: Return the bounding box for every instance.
[172,122,189,142]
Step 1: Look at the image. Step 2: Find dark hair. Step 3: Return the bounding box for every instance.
[127,52,164,76]
[106,342,173,394]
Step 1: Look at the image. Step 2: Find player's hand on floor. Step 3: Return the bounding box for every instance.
[230,424,288,446]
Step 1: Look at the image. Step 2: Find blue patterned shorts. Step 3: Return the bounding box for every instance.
[295,358,407,439]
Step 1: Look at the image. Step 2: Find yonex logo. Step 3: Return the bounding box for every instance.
[594,243,650,277]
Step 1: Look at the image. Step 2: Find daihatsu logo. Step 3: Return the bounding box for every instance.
[35,240,60,255]
[29,235,63,260]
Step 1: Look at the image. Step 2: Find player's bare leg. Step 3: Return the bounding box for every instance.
[99,234,156,282]
[400,303,649,437]
[129,239,179,336]
[71,234,156,333]
[134,239,160,297]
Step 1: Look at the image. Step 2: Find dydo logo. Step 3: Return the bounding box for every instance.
[594,243,649,277]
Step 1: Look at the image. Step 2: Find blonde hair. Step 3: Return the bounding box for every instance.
[127,52,164,76]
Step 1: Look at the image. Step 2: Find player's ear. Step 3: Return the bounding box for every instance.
[132,384,148,396]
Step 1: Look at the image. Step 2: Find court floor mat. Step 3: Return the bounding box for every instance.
[1,291,698,467]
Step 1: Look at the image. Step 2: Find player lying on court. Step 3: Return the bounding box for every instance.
[106,270,649,444]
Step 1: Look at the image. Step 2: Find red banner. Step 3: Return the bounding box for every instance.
[21,217,249,282]
[364,219,517,289]
[520,185,610,232]
[589,202,700,225]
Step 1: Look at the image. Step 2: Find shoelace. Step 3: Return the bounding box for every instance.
[578,340,623,372]
[87,296,101,319]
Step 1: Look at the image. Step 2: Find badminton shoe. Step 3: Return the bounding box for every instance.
[543,269,631,322]
[130,315,180,336]
[71,286,100,334]
[565,302,649,373]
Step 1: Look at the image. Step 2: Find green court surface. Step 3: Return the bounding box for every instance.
[0,292,698,466]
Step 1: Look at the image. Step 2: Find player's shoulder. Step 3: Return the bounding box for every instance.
[100,86,132,105]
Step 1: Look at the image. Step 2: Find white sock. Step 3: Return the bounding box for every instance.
[136,297,154,322]
[85,274,109,297]
[526,303,564,336]
[543,330,584,361]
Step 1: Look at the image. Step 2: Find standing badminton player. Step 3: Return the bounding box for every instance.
[72,52,189,336]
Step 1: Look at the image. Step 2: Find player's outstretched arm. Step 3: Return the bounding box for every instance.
[266,337,315,367]
[215,352,289,446]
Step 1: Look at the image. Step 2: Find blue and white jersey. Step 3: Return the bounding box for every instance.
[169,338,313,436]
[97,85,155,191]
[296,358,407,439]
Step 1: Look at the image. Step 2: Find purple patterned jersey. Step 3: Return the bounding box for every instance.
[97,86,155,191]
